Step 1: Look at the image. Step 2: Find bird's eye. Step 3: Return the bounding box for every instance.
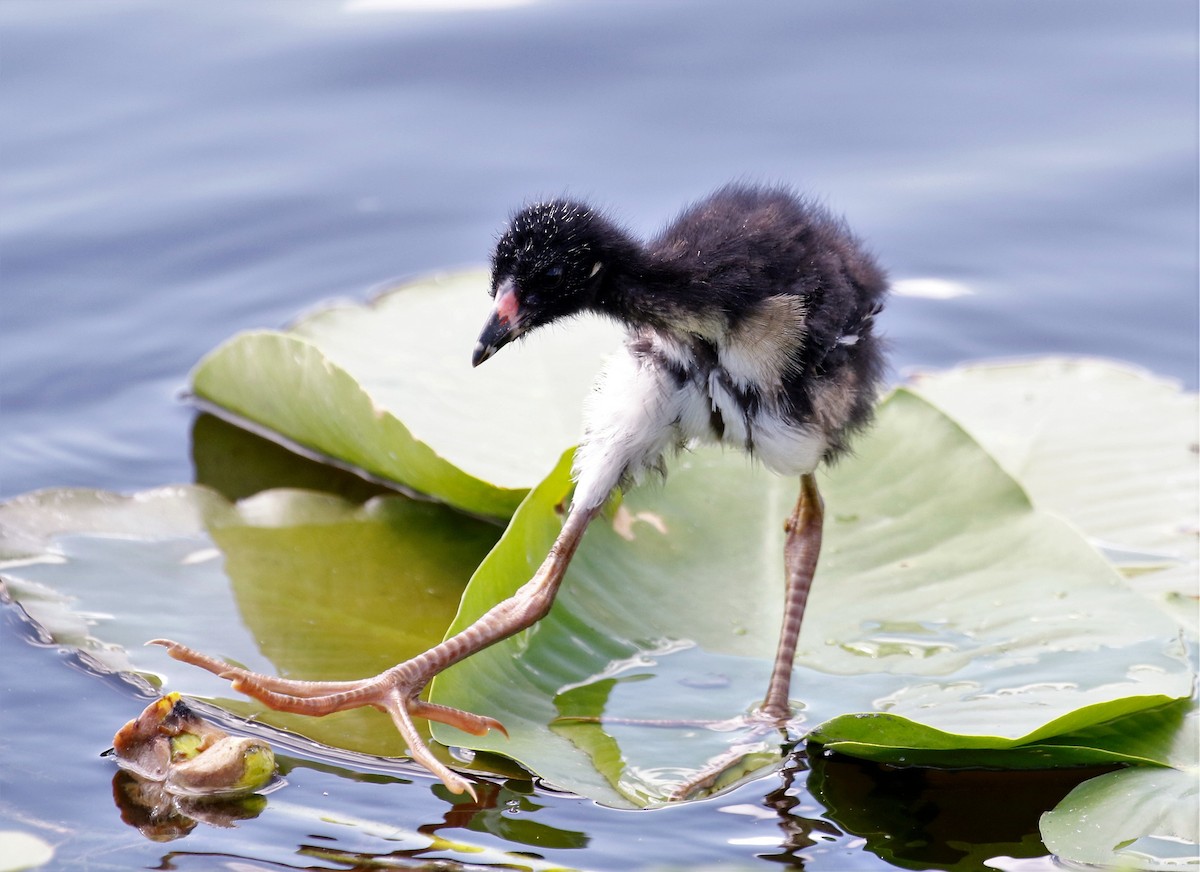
[543,265,565,288]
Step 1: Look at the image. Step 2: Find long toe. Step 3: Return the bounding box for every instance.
[149,639,376,714]
[149,638,499,799]
[410,700,508,738]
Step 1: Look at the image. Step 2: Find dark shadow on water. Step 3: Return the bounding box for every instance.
[799,746,1117,870]
[191,411,402,505]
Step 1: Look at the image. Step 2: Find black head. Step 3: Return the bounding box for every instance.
[473,200,622,367]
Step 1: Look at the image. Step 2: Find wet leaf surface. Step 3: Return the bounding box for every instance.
[911,357,1200,636]
[430,390,1191,805]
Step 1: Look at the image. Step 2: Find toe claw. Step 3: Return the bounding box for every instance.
[410,701,506,738]
[488,717,510,739]
[380,691,483,800]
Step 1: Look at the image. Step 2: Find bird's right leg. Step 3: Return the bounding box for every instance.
[760,472,824,721]
[151,500,602,798]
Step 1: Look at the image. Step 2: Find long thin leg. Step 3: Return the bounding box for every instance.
[760,472,824,721]
[150,501,602,798]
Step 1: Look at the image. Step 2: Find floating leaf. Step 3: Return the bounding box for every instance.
[911,357,1199,635]
[0,486,498,761]
[911,360,1200,868]
[0,832,54,872]
[430,389,1191,805]
[1040,705,1198,870]
[190,272,622,517]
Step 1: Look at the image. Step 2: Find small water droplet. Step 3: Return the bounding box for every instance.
[180,547,220,565]
[679,672,730,690]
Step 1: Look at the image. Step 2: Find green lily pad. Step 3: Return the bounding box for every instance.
[0,486,498,760]
[911,357,1199,636]
[190,271,622,518]
[1043,768,1199,870]
[1040,705,1198,870]
[430,389,1191,805]
[910,360,1198,867]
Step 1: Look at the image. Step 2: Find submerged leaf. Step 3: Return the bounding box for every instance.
[0,486,498,761]
[190,272,621,517]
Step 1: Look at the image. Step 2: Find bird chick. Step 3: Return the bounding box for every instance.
[154,183,887,799]
[478,184,886,507]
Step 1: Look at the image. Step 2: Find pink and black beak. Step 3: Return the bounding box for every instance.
[472,278,523,367]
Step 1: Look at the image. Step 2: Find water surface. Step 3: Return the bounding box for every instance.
[1,1,1195,869]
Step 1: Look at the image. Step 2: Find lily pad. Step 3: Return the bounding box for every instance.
[1040,705,1198,870]
[910,360,1199,867]
[911,357,1199,636]
[0,486,498,760]
[0,832,54,872]
[430,389,1191,805]
[190,271,622,518]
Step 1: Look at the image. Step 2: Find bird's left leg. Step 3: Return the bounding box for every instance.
[150,501,602,798]
[760,472,823,720]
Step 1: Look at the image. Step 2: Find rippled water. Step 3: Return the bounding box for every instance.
[2,1,1195,869]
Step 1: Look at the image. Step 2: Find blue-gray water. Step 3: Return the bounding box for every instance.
[1,2,1196,869]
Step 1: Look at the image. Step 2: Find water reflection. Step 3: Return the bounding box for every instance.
[803,749,1108,871]
[111,770,267,842]
[3,590,1100,870]
[423,780,590,852]
[192,412,401,504]
[104,738,1098,870]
